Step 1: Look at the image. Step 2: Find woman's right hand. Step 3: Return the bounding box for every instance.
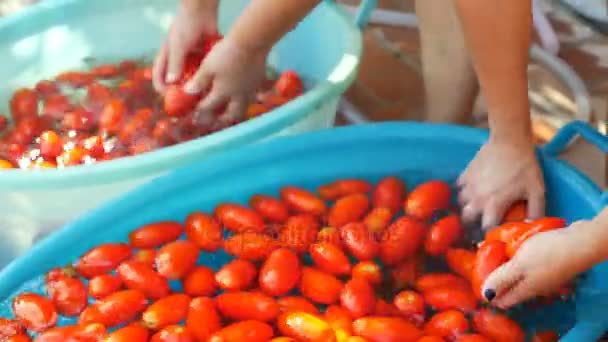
[153,0,219,93]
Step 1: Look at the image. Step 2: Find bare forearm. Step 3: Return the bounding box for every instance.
[227,0,319,53]
[591,208,608,262]
[453,0,533,142]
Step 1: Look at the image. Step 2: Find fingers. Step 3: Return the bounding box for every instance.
[184,68,213,95]
[166,40,186,84]
[526,187,545,220]
[153,44,169,93]
[492,277,537,309]
[481,261,522,301]
[216,98,247,127]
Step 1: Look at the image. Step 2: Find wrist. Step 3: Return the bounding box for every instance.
[181,0,219,18]
[223,34,270,61]
[591,211,608,262]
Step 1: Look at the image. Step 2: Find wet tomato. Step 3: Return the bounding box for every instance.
[104,323,150,342]
[163,85,200,118]
[280,186,327,217]
[12,293,58,332]
[275,70,304,98]
[328,193,370,228]
[80,290,147,327]
[186,297,221,341]
[380,217,425,266]
[10,88,38,122]
[88,274,122,299]
[373,176,407,215]
[250,194,290,223]
[143,294,192,330]
[215,259,258,291]
[364,207,393,234]
[155,240,200,280]
[352,261,383,286]
[129,221,184,248]
[423,287,477,313]
[318,179,371,201]
[214,203,266,233]
[279,214,320,254]
[216,291,279,322]
[259,248,301,296]
[340,278,376,319]
[150,325,195,342]
[0,318,25,338]
[472,309,525,342]
[393,290,425,326]
[310,242,351,276]
[277,311,332,341]
[404,180,451,222]
[415,273,471,293]
[224,232,278,261]
[185,212,223,252]
[446,248,476,282]
[424,310,469,340]
[45,272,88,317]
[300,267,343,305]
[424,215,463,256]
[208,320,274,342]
[74,243,132,279]
[353,316,423,342]
[182,266,217,297]
[340,222,379,261]
[472,241,508,299]
[117,260,171,300]
[502,201,528,223]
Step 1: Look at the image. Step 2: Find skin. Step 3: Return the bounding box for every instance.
[154,0,543,229]
[483,208,608,308]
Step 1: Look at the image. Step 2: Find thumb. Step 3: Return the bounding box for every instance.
[481,261,523,302]
[166,41,187,84]
[526,187,545,220]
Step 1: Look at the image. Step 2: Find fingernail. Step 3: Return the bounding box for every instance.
[484,289,496,301]
[166,72,178,83]
[184,82,198,95]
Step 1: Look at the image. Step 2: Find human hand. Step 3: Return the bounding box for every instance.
[482,219,605,308]
[182,37,268,129]
[153,0,219,93]
[458,135,545,229]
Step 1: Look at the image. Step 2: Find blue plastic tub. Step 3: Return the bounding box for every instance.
[0,121,607,341]
[0,0,376,264]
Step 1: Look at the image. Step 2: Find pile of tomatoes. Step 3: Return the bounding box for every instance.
[0,34,304,170]
[0,176,569,341]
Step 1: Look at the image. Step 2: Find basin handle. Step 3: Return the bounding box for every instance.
[542,120,608,206]
[352,0,377,28]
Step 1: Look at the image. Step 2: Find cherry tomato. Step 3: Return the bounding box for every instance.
[184,212,223,252]
[277,311,332,340]
[91,64,120,78]
[472,241,508,299]
[10,88,38,122]
[57,146,88,167]
[404,180,452,221]
[35,80,59,96]
[163,85,200,118]
[328,193,370,228]
[275,70,304,98]
[208,320,274,342]
[186,297,221,341]
[215,259,258,291]
[259,248,301,296]
[82,135,105,158]
[278,214,319,253]
[0,318,25,339]
[351,261,383,286]
[183,266,217,297]
[143,294,191,330]
[415,273,471,293]
[62,109,94,131]
[5,334,31,342]
[424,215,463,256]
[156,240,200,280]
[457,334,492,342]
[104,323,150,342]
[216,291,279,322]
[502,201,528,223]
[506,218,566,257]
[373,176,407,215]
[317,227,343,247]
[394,290,426,326]
[340,222,379,261]
[45,272,88,317]
[374,299,402,317]
[472,309,525,342]
[12,293,58,332]
[340,278,376,318]
[424,310,469,340]
[99,99,126,134]
[353,316,423,342]
[88,274,122,299]
[310,242,351,276]
[391,257,423,290]
[324,305,353,334]
[74,243,132,279]
[214,203,266,233]
[300,267,343,305]
[80,290,148,327]
[245,103,271,120]
[364,207,393,234]
[224,232,278,261]
[275,296,318,317]
[318,179,371,201]
[250,194,290,223]
[0,159,14,169]
[417,336,445,342]
[55,71,94,87]
[150,325,195,342]
[380,217,426,266]
[446,248,476,282]
[424,287,477,313]
[530,331,559,342]
[117,260,171,300]
[129,221,184,248]
[132,248,157,267]
[280,186,327,217]
[39,131,63,159]
[484,222,530,247]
